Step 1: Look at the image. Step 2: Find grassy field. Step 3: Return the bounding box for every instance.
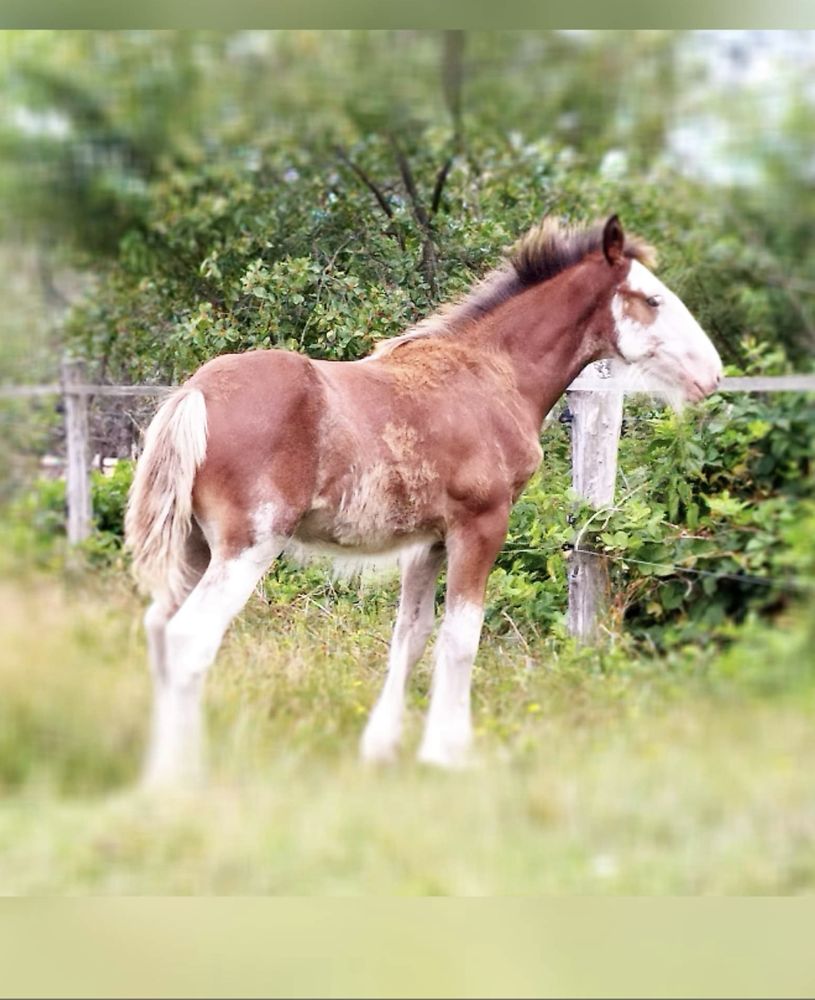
[1,567,814,895]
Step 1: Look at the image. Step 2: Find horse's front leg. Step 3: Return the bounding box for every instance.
[417,506,510,769]
[360,542,445,763]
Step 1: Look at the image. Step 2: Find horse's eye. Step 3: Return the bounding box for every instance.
[645,295,661,308]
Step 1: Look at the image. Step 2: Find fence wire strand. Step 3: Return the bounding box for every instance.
[500,543,815,594]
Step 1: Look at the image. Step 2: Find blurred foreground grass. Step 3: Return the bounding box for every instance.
[1,569,814,895]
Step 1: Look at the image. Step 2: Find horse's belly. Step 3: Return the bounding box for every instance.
[299,454,442,547]
[283,531,439,579]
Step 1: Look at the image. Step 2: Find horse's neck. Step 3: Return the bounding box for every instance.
[486,277,608,427]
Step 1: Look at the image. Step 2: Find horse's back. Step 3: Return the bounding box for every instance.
[189,347,316,399]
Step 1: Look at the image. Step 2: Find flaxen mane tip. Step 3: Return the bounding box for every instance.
[511,217,657,287]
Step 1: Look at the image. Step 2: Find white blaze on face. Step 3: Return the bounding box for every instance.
[611,259,723,406]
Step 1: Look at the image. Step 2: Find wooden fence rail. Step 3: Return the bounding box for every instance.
[2,358,814,642]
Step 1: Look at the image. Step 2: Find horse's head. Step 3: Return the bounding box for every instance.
[601,215,723,407]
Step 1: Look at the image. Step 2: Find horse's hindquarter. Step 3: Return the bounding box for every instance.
[189,349,324,550]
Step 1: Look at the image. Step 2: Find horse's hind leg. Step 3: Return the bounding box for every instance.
[142,521,210,786]
[143,534,283,788]
[360,542,445,763]
[143,520,211,686]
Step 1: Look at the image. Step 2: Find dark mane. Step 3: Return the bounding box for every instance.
[511,217,655,288]
[371,216,655,359]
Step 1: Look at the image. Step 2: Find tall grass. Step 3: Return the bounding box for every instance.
[1,568,813,894]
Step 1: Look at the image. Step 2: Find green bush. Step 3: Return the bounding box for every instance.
[489,343,815,647]
[0,460,134,569]
[67,135,809,385]
[90,460,133,538]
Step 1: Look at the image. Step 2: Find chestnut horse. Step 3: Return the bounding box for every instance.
[125,215,722,786]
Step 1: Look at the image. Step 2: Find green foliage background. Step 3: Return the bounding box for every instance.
[2,30,814,648]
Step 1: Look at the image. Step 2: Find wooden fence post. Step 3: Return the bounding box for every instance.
[62,357,92,544]
[566,376,624,642]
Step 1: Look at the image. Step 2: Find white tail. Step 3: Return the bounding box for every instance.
[125,388,208,607]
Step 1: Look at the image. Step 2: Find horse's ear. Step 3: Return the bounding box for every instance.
[602,214,625,265]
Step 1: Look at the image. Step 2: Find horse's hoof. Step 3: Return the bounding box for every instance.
[416,741,473,771]
[359,730,401,765]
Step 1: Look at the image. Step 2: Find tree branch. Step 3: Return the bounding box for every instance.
[389,134,439,297]
[431,156,453,217]
[334,146,393,220]
[334,146,406,250]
